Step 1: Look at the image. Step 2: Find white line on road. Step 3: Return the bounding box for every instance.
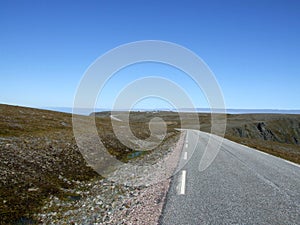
[179,170,186,195]
[185,143,188,148]
[284,159,300,169]
[184,152,188,160]
[247,143,300,169]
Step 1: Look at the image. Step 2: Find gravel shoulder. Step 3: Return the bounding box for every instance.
[34,132,185,224]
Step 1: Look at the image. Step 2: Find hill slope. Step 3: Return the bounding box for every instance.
[1,105,300,223]
[0,104,99,223]
[0,104,180,224]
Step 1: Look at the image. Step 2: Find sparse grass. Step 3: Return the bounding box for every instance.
[0,105,180,224]
[223,113,300,164]
[0,105,98,224]
[1,104,300,224]
[95,111,300,164]
[225,135,300,164]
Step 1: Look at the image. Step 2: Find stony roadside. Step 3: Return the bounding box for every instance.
[0,104,185,224]
[34,132,185,224]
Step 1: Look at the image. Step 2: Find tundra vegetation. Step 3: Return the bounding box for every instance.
[0,104,299,223]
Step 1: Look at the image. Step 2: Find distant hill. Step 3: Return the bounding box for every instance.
[93,111,300,164]
[1,103,299,223]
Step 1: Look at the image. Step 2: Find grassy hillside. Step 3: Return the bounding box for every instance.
[95,111,300,164]
[0,104,179,224]
[224,113,300,164]
[1,104,300,223]
[0,104,98,224]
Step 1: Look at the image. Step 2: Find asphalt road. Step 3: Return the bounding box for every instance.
[160,130,300,225]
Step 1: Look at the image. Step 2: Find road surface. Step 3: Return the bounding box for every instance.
[160,130,300,224]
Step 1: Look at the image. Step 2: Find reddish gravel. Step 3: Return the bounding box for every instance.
[109,132,186,224]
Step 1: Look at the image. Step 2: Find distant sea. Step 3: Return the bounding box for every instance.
[43,107,300,116]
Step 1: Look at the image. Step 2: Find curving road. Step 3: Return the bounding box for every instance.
[160,130,300,224]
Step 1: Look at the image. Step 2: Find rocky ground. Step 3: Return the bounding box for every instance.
[0,104,182,224]
[34,132,185,224]
[1,104,300,224]
[0,105,98,224]
[224,114,300,164]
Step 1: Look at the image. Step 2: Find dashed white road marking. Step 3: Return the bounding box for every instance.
[179,170,187,195]
[185,143,188,148]
[184,152,188,160]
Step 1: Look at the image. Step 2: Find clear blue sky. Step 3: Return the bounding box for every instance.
[1,0,300,110]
